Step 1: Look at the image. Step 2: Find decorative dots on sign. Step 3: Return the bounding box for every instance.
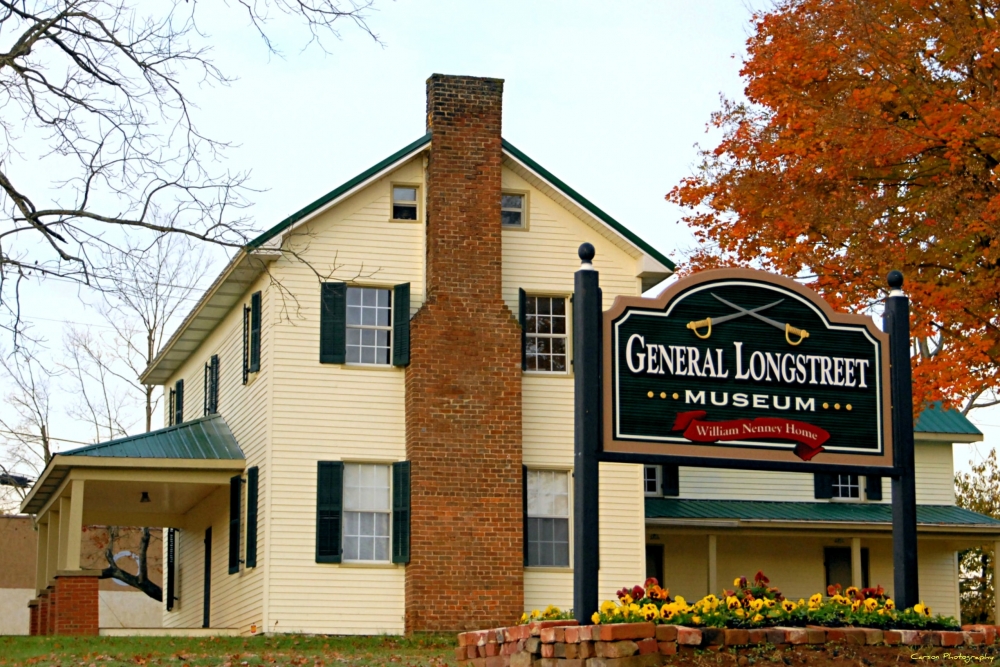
[673,393,679,400]
[835,403,841,410]
[647,391,654,398]
[823,402,829,409]
[847,404,853,411]
[660,392,667,399]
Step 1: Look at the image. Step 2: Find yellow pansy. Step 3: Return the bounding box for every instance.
[845,586,859,598]
[735,608,745,617]
[752,614,764,623]
[531,609,541,619]
[750,599,765,612]
[520,612,528,623]
[726,596,741,610]
[734,578,742,587]
[764,599,776,608]
[851,600,861,612]
[809,593,823,605]
[864,598,878,612]
[884,599,895,611]
[600,600,618,615]
[691,615,702,625]
[675,596,687,607]
[641,604,659,621]
[620,594,633,606]
[591,612,601,625]
[661,606,675,621]
[781,600,796,612]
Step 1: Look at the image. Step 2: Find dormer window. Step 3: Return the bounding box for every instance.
[501,193,525,228]
[392,186,418,221]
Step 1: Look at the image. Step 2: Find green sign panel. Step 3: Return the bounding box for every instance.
[603,269,893,468]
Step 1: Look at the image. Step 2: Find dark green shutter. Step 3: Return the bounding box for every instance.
[522,465,529,566]
[166,529,176,611]
[519,288,527,371]
[392,283,410,367]
[174,379,184,425]
[242,305,250,385]
[814,473,834,499]
[316,461,343,563]
[248,291,261,373]
[392,461,411,564]
[203,363,210,416]
[865,475,883,501]
[320,283,347,364]
[246,467,258,568]
[662,464,680,497]
[228,475,241,574]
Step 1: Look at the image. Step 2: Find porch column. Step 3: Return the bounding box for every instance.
[851,537,863,589]
[35,517,49,593]
[708,534,718,596]
[994,540,1000,624]
[62,480,84,571]
[45,509,60,585]
[57,497,72,571]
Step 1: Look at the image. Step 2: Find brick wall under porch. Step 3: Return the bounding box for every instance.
[28,570,100,636]
[456,620,1000,667]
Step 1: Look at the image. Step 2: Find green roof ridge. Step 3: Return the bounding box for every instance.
[246,134,432,249]
[915,401,982,435]
[501,139,676,271]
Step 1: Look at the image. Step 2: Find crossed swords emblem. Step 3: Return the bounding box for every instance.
[685,294,810,346]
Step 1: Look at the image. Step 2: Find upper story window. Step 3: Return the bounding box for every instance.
[524,296,568,373]
[644,465,661,497]
[832,474,860,499]
[501,193,526,228]
[392,186,419,221]
[347,287,391,365]
[526,469,570,567]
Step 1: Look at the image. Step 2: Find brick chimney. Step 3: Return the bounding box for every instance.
[404,74,524,632]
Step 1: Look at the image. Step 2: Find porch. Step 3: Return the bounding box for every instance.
[645,498,1000,619]
[19,415,245,636]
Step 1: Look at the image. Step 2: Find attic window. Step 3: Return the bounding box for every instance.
[392,186,418,221]
[501,193,525,228]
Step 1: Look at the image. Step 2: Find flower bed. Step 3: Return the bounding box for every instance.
[455,573,980,667]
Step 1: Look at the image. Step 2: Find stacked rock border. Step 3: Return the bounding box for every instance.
[455,620,1000,667]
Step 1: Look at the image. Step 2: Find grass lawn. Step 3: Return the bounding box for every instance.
[0,634,458,667]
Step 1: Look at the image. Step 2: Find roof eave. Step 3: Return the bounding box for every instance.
[916,431,984,443]
[646,517,1000,534]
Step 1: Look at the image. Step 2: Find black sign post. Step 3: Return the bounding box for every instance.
[573,243,601,624]
[885,271,919,608]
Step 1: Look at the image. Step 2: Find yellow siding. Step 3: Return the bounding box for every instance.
[677,440,955,505]
[507,165,645,612]
[162,276,271,632]
[261,158,424,635]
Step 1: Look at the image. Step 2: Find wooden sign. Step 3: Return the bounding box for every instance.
[603,269,893,468]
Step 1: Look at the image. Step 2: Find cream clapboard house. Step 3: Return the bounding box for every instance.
[18,74,1000,636]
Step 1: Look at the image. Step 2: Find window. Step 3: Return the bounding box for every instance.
[204,355,219,415]
[346,287,392,365]
[243,291,261,384]
[644,465,661,497]
[169,379,184,426]
[392,186,418,220]
[832,474,860,499]
[342,463,391,562]
[524,296,568,372]
[501,193,525,228]
[526,470,570,567]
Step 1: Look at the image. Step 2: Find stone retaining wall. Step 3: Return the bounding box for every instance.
[456,620,1000,667]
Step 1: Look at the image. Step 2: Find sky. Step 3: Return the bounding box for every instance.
[11,0,999,475]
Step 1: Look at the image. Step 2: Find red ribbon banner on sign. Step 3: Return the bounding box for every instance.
[671,410,830,461]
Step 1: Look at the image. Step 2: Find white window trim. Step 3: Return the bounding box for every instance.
[830,473,863,503]
[345,285,393,367]
[525,467,573,569]
[501,189,529,231]
[341,461,393,564]
[390,183,421,222]
[523,294,572,376]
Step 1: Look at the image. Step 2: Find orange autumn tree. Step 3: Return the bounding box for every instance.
[669,0,1000,414]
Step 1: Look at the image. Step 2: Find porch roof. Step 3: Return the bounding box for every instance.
[645,498,1000,532]
[21,415,245,515]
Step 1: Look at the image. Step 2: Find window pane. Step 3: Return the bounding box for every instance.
[393,204,417,220]
[347,288,362,306]
[346,347,361,363]
[394,187,417,202]
[552,299,565,316]
[501,194,523,209]
[362,289,376,306]
[527,517,569,567]
[501,211,522,227]
[552,356,567,372]
[524,297,568,374]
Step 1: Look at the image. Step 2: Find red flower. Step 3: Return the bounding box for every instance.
[754,570,770,586]
[644,577,660,589]
[631,585,645,600]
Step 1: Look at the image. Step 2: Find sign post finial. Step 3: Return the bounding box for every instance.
[578,242,595,270]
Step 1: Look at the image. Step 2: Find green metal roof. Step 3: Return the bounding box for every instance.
[245,135,676,272]
[60,415,244,460]
[915,402,982,435]
[645,498,1000,527]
